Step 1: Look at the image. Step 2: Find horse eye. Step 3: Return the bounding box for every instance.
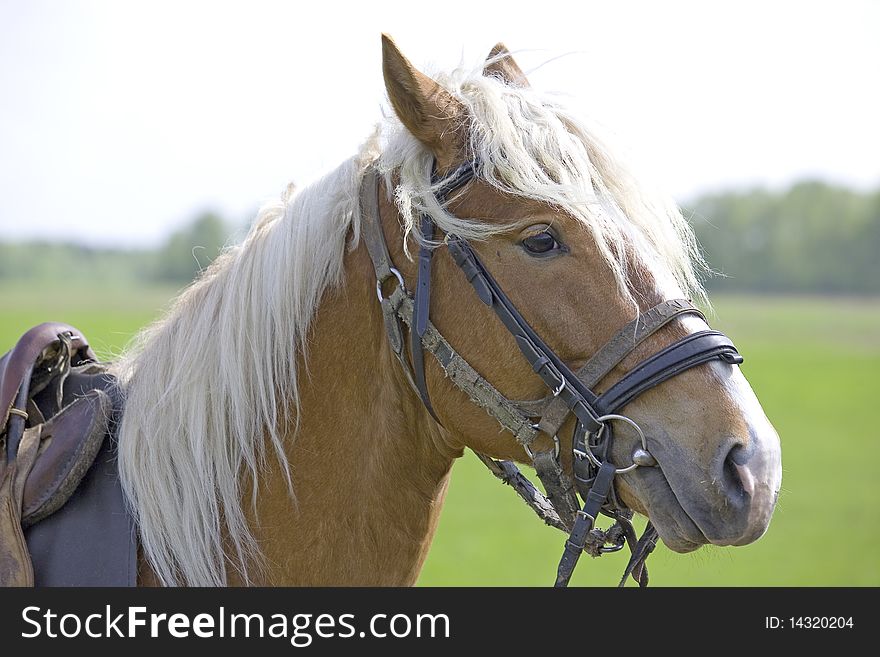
[521,231,561,255]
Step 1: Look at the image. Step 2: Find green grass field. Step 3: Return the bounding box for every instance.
[1,283,877,586]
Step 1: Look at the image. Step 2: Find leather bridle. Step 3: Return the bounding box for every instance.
[360,161,744,587]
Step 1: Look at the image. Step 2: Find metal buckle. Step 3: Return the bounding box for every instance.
[524,433,560,460]
[532,358,566,397]
[552,379,565,397]
[375,267,406,302]
[575,509,595,525]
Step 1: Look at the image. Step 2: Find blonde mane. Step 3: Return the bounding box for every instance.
[115,55,706,586]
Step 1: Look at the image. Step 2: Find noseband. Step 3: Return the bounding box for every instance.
[360,161,743,587]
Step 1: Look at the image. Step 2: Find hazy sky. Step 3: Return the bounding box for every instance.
[1,0,878,246]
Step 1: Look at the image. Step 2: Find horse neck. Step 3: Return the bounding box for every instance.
[246,215,460,585]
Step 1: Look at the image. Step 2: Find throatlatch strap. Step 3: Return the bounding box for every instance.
[359,169,406,357]
[358,170,392,282]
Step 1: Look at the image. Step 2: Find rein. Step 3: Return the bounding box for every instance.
[360,162,744,587]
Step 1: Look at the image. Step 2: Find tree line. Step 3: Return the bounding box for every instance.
[687,180,880,294]
[1,180,878,294]
[0,212,232,286]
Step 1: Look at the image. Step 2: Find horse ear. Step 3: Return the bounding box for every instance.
[381,34,466,171]
[484,43,530,87]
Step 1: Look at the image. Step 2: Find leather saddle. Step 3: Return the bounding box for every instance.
[0,323,127,586]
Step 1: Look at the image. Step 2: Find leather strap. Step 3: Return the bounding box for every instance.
[595,330,742,415]
[618,522,659,587]
[447,239,605,432]
[359,169,395,282]
[1,324,95,431]
[410,213,440,421]
[359,167,539,446]
[5,370,32,462]
[582,299,706,388]
[0,426,41,586]
[531,448,580,529]
[359,167,426,408]
[536,298,706,438]
[392,288,538,445]
[554,460,617,587]
[408,163,481,422]
[472,452,567,531]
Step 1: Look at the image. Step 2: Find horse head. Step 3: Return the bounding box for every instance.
[378,35,782,555]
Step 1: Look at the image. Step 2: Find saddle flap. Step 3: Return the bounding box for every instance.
[21,390,112,527]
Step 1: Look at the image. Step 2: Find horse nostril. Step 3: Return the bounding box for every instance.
[723,444,756,499]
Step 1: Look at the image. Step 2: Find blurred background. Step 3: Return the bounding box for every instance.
[1,1,877,585]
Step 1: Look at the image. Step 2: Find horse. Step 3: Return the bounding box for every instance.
[56,36,781,586]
